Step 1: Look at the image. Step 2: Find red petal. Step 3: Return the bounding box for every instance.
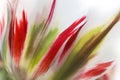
[13,10,28,66]
[78,61,113,80]
[33,16,86,77]
[58,22,86,64]
[43,0,56,30]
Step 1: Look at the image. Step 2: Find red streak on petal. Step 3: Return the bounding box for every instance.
[95,61,113,69]
[81,69,106,79]
[13,10,28,66]
[0,16,4,39]
[9,11,14,56]
[33,16,86,77]
[43,0,56,30]
[78,61,113,79]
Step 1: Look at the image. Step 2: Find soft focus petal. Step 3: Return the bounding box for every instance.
[51,11,120,80]
[77,61,113,80]
[33,16,86,78]
[13,10,28,66]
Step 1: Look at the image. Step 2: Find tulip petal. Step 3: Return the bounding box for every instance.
[13,10,28,66]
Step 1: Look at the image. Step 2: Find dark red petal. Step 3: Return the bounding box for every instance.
[9,11,14,57]
[78,61,113,79]
[13,10,28,66]
[43,0,56,30]
[33,16,86,77]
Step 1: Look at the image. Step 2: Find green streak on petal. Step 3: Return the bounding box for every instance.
[28,27,58,73]
[73,26,103,55]
[2,39,7,61]
[24,21,45,59]
[1,32,10,71]
[51,12,120,79]
[51,26,104,80]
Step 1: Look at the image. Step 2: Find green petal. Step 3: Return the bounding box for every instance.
[51,11,120,80]
[73,26,104,56]
[24,21,45,59]
[28,27,58,73]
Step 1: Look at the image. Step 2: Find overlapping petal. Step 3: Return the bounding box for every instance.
[33,16,86,78]
[0,0,120,80]
[78,61,113,80]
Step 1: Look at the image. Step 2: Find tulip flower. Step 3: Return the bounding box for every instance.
[0,0,120,80]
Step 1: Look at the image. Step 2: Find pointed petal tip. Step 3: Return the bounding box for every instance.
[79,61,113,80]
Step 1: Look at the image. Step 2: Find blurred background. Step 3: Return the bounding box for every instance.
[0,0,120,80]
